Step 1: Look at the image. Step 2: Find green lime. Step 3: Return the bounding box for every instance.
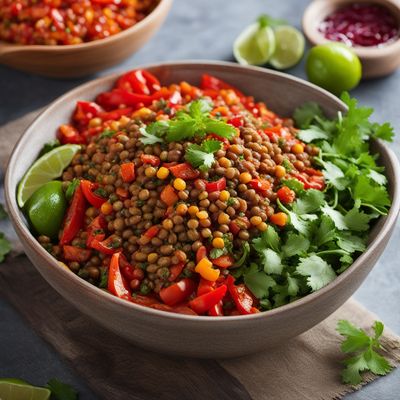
[17,144,80,208]
[0,382,50,400]
[269,25,305,69]
[306,43,362,95]
[24,181,67,240]
[234,22,276,66]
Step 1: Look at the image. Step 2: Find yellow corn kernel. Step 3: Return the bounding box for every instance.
[188,205,199,216]
[212,237,225,249]
[196,210,209,220]
[218,157,231,168]
[133,107,152,119]
[219,190,230,202]
[118,115,131,128]
[257,222,268,232]
[275,165,286,178]
[292,143,304,154]
[217,212,230,225]
[239,172,252,184]
[195,258,220,282]
[173,178,186,191]
[156,167,170,180]
[110,121,120,131]
[88,117,102,128]
[250,216,262,226]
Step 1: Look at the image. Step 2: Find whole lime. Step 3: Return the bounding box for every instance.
[306,43,362,95]
[24,181,67,240]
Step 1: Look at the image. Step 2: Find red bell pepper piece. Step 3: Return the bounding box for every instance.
[63,245,92,263]
[197,278,216,296]
[189,285,227,315]
[58,124,85,145]
[168,262,185,282]
[208,301,224,316]
[205,177,226,193]
[73,101,103,126]
[229,221,241,235]
[212,255,234,269]
[96,89,155,110]
[226,275,255,315]
[249,178,271,193]
[160,184,179,206]
[131,294,159,307]
[200,74,244,98]
[108,252,131,300]
[140,154,160,166]
[196,246,207,264]
[81,180,107,209]
[90,235,122,255]
[98,107,132,122]
[60,185,86,245]
[169,163,200,180]
[143,225,160,239]
[117,69,161,95]
[86,215,106,247]
[159,278,196,306]
[120,162,135,183]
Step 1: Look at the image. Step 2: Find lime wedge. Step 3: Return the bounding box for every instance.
[269,25,305,70]
[234,22,276,66]
[17,144,80,208]
[0,382,51,400]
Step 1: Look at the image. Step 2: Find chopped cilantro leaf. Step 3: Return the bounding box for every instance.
[99,129,116,139]
[185,139,222,171]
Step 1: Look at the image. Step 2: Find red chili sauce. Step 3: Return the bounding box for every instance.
[319,3,399,47]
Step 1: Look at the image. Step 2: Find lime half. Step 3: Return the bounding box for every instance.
[17,144,80,208]
[234,22,276,66]
[269,25,305,69]
[0,382,51,400]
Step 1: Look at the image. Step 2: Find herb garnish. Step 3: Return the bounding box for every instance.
[185,139,222,171]
[337,320,392,385]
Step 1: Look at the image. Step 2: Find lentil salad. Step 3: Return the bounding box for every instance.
[19,69,392,316]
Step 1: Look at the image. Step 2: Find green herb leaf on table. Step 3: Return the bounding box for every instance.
[337,320,392,385]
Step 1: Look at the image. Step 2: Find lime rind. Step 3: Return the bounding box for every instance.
[269,25,305,70]
[0,382,51,400]
[17,144,80,208]
[233,23,276,66]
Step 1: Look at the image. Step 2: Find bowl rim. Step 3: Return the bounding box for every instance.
[5,60,400,323]
[302,0,400,58]
[0,0,172,51]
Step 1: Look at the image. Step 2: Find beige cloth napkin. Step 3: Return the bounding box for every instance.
[1,112,400,400]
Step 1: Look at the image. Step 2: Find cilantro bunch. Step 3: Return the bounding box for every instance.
[234,94,393,310]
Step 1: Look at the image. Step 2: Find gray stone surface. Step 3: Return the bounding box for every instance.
[0,0,399,398]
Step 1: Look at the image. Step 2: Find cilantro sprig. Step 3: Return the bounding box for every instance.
[233,94,393,310]
[139,99,236,144]
[185,139,222,171]
[337,320,392,385]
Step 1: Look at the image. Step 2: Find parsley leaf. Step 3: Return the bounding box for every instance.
[297,126,330,143]
[337,320,392,385]
[261,249,283,275]
[185,139,222,171]
[321,204,347,230]
[139,121,168,145]
[282,233,310,258]
[293,102,323,129]
[244,270,276,298]
[293,189,325,214]
[319,160,347,190]
[46,378,78,400]
[344,207,372,232]
[99,129,116,139]
[296,254,336,291]
[353,175,391,208]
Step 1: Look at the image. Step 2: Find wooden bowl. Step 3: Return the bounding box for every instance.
[0,0,172,78]
[5,61,400,358]
[302,0,400,78]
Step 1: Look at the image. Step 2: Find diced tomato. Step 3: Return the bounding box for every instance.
[205,177,226,193]
[277,186,296,203]
[212,255,234,269]
[160,184,179,206]
[200,74,244,98]
[196,246,208,264]
[99,107,132,122]
[248,178,271,193]
[73,101,103,126]
[227,116,244,128]
[208,301,224,316]
[63,245,91,263]
[292,173,325,190]
[189,285,227,315]
[159,278,196,306]
[58,124,85,144]
[96,89,155,110]
[86,215,106,247]
[168,262,185,282]
[169,163,200,180]
[108,252,130,300]
[197,278,216,296]
[229,221,241,235]
[143,225,159,239]
[120,162,135,183]
[60,185,87,245]
[140,154,160,166]
[226,275,256,315]
[81,180,107,208]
